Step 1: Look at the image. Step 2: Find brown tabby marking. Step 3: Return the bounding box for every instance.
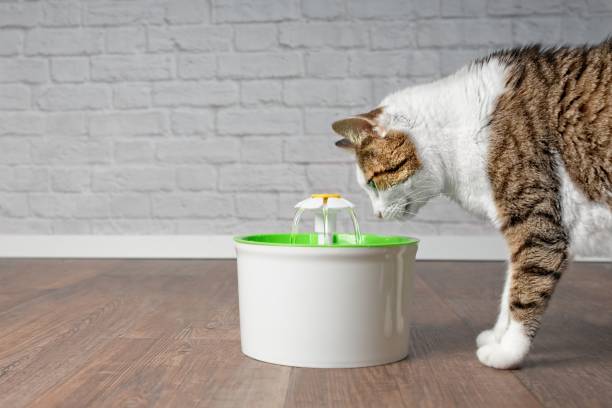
[331,108,422,190]
[486,40,611,336]
[357,130,422,190]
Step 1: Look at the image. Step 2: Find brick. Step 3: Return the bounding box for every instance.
[513,18,562,45]
[0,194,28,217]
[31,194,110,218]
[92,167,174,192]
[561,17,588,44]
[0,219,52,234]
[171,110,214,135]
[372,78,411,101]
[91,55,172,81]
[45,113,87,137]
[302,0,345,19]
[114,140,155,163]
[284,136,353,163]
[37,85,110,111]
[304,108,356,134]
[371,23,416,50]
[0,139,30,164]
[284,79,371,107]
[235,193,278,218]
[218,108,301,135]
[0,113,44,135]
[233,220,295,234]
[52,220,91,233]
[349,51,407,76]
[235,24,277,51]
[156,139,240,163]
[177,165,217,191]
[110,194,150,217]
[51,57,89,82]
[586,0,612,12]
[488,0,563,15]
[0,59,48,83]
[152,193,234,218]
[305,52,349,78]
[440,49,490,76]
[175,218,236,233]
[153,82,238,107]
[165,0,210,24]
[241,80,282,105]
[89,111,166,137]
[51,168,90,192]
[148,26,232,52]
[178,54,216,79]
[0,85,30,110]
[347,0,413,19]
[42,0,82,27]
[418,20,479,47]
[241,137,283,163]
[92,219,175,234]
[218,53,302,78]
[113,84,151,109]
[349,51,439,77]
[278,192,307,219]
[85,1,165,26]
[406,50,442,76]
[105,27,146,54]
[0,3,40,27]
[213,0,299,22]
[307,164,351,190]
[441,0,487,17]
[219,164,306,191]
[25,28,104,56]
[0,30,22,56]
[32,139,112,164]
[279,23,367,48]
[584,16,612,42]
[0,167,48,192]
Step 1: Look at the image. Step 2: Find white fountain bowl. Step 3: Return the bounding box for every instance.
[234,233,418,368]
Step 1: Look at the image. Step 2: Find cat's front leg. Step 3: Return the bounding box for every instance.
[476,266,511,347]
[476,223,569,369]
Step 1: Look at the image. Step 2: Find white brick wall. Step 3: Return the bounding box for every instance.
[0,0,609,236]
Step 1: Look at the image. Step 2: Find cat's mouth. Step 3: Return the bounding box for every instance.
[381,200,415,220]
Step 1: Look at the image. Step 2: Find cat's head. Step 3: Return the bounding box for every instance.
[332,107,440,220]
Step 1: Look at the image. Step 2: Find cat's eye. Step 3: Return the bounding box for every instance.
[368,180,377,190]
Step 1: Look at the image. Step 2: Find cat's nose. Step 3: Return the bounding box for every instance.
[377,211,383,219]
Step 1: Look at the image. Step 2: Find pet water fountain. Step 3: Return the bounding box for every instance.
[234,194,418,368]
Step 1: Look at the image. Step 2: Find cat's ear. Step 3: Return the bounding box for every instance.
[334,138,355,149]
[331,117,374,147]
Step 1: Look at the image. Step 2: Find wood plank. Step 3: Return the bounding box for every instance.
[0,259,609,407]
[17,260,289,408]
[419,261,612,408]
[284,274,541,408]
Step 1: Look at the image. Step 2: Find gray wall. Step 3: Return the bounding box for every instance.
[0,0,609,235]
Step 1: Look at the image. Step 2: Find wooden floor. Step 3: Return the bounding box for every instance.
[0,260,610,407]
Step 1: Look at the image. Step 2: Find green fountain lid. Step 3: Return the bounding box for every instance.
[234,233,418,248]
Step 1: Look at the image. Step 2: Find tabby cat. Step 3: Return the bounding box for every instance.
[332,39,611,369]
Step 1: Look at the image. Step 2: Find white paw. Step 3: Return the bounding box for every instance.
[476,320,531,370]
[476,329,497,348]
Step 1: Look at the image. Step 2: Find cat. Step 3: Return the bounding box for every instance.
[331,39,611,369]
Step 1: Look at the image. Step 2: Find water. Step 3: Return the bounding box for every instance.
[322,207,329,245]
[348,207,362,245]
[290,207,305,244]
[290,205,362,246]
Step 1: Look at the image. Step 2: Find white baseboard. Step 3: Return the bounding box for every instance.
[0,235,608,261]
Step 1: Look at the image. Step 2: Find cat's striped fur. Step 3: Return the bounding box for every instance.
[332,39,611,369]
